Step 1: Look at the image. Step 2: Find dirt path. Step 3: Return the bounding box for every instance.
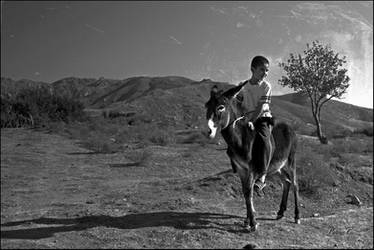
[1,128,373,249]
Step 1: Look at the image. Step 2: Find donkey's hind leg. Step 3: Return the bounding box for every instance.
[290,158,300,224]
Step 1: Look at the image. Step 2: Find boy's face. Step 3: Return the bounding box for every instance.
[251,63,269,81]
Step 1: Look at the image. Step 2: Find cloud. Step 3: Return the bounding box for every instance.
[210,6,226,15]
[293,2,339,24]
[236,22,250,29]
[283,24,291,36]
[85,24,105,33]
[237,6,249,13]
[279,2,373,108]
[236,22,244,28]
[291,2,372,31]
[255,17,263,27]
[295,35,302,43]
[338,12,373,32]
[169,35,183,45]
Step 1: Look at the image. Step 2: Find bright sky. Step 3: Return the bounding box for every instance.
[1,1,373,108]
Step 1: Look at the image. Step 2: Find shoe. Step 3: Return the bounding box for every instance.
[254,180,266,191]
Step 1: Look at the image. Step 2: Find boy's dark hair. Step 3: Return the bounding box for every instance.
[251,55,269,69]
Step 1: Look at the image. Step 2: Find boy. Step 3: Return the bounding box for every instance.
[236,55,273,192]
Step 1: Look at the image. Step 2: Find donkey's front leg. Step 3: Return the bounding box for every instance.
[241,172,257,232]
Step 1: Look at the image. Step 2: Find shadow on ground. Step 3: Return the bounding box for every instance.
[67,152,113,155]
[1,211,243,240]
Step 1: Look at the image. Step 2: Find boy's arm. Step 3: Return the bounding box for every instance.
[249,103,264,123]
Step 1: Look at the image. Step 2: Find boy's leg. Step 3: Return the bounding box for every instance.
[252,120,272,191]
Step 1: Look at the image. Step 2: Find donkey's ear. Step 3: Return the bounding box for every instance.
[210,85,219,97]
[223,84,244,99]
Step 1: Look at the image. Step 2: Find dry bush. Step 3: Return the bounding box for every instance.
[296,143,337,199]
[127,149,152,167]
[51,115,177,154]
[331,136,373,155]
[354,126,373,137]
[130,124,176,146]
[1,86,85,128]
[147,128,175,146]
[179,131,218,146]
[81,136,120,154]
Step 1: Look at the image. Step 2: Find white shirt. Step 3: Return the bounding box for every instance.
[236,80,272,120]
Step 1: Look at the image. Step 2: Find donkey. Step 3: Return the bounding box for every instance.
[204,84,300,232]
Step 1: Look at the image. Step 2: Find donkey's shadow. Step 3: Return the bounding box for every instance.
[1,211,243,240]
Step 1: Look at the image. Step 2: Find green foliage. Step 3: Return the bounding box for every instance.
[279,40,351,142]
[1,86,86,128]
[279,40,350,99]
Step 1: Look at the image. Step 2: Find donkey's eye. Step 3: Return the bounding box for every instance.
[217,105,225,112]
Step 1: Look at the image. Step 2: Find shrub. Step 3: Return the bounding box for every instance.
[80,136,120,153]
[331,136,373,155]
[1,97,34,127]
[127,149,152,167]
[1,86,86,128]
[140,126,176,146]
[296,151,336,199]
[354,126,373,137]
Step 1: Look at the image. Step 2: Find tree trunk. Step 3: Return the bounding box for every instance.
[313,113,328,144]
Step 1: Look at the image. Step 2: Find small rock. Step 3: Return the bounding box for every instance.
[313,213,320,217]
[346,194,362,206]
[243,243,258,249]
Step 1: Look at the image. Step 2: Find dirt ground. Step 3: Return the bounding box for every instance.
[1,128,373,249]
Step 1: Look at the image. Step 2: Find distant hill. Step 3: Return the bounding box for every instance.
[89,76,195,108]
[0,77,50,98]
[1,76,372,137]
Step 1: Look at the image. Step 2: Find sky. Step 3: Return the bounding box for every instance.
[1,1,373,108]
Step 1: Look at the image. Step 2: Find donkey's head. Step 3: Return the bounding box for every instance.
[204,84,243,138]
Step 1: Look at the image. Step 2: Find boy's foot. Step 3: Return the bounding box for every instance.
[254,180,266,191]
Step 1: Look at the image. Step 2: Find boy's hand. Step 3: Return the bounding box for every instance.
[248,121,255,130]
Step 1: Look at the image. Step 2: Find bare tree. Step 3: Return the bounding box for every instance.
[278,40,350,144]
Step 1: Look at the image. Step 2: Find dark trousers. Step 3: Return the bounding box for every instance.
[252,117,273,177]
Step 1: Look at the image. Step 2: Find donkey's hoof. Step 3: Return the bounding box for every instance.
[276,214,284,220]
[295,219,301,224]
[249,224,258,232]
[244,223,258,232]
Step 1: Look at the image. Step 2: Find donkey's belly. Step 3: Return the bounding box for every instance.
[268,159,287,175]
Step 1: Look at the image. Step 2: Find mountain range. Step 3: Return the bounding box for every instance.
[1,76,372,137]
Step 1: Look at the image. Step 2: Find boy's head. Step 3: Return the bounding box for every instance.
[250,55,269,81]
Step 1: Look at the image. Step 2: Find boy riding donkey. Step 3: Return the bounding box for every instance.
[233,55,274,193]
